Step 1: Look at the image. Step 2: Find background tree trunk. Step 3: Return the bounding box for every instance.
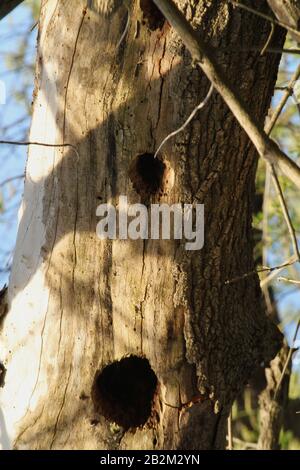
[0,0,285,449]
[258,343,290,449]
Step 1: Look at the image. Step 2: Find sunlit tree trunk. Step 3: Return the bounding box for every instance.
[0,0,284,450]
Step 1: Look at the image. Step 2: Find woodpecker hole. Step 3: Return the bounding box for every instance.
[92,355,158,430]
[129,153,174,198]
[140,0,165,31]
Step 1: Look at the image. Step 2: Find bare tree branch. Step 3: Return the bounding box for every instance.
[226,409,233,450]
[154,83,214,158]
[262,65,300,274]
[267,0,300,43]
[265,65,300,135]
[225,257,298,285]
[0,174,24,189]
[274,319,300,400]
[230,1,300,41]
[269,164,300,260]
[0,139,80,160]
[153,0,300,188]
[260,255,296,288]
[261,23,275,56]
[278,277,300,285]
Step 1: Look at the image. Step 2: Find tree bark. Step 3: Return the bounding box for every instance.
[0,0,284,450]
[258,344,290,449]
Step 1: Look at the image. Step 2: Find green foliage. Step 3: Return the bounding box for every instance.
[289,371,300,400]
[279,429,300,450]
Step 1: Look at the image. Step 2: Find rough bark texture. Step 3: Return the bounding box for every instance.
[0,0,284,450]
[258,344,290,450]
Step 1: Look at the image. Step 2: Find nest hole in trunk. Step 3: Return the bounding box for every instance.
[92,355,158,430]
[129,152,174,198]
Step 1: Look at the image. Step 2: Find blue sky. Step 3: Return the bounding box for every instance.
[0,1,36,285]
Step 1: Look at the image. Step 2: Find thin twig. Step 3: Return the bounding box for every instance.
[30,21,39,32]
[261,23,275,56]
[116,7,130,49]
[270,163,300,260]
[154,83,214,158]
[241,47,300,56]
[278,277,300,285]
[225,258,298,285]
[152,0,300,188]
[262,166,271,268]
[265,65,300,135]
[227,409,233,450]
[153,1,300,283]
[261,65,300,277]
[260,255,296,288]
[0,174,24,189]
[274,319,300,400]
[0,140,80,160]
[229,1,300,41]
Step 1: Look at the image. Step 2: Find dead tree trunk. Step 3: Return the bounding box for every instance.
[0,0,284,449]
